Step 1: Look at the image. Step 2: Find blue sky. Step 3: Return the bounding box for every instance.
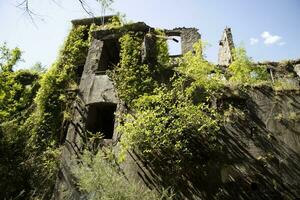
[0,0,299,69]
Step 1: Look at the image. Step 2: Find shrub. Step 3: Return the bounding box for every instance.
[228,47,269,85]
[118,84,221,166]
[72,149,173,200]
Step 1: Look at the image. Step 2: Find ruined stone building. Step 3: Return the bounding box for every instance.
[218,27,235,66]
[54,16,300,200]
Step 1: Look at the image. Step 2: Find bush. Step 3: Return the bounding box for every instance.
[72,149,173,200]
[228,47,270,85]
[118,83,221,166]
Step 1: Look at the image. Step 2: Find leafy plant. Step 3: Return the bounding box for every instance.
[72,149,173,200]
[0,44,39,199]
[113,33,157,104]
[0,42,22,72]
[118,82,221,165]
[228,47,269,85]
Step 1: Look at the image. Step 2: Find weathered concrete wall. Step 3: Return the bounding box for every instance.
[180,28,201,54]
[219,87,300,199]
[166,28,201,55]
[218,28,235,66]
[119,87,300,200]
[54,37,120,199]
[54,17,300,200]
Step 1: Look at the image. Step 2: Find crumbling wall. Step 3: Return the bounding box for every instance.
[218,87,300,199]
[54,17,300,200]
[119,87,300,200]
[218,27,235,66]
[165,28,201,55]
[54,19,121,199]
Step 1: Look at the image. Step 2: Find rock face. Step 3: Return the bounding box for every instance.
[54,17,300,199]
[218,27,235,66]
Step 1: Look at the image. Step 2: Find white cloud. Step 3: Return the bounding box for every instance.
[278,42,286,46]
[261,31,282,45]
[250,38,259,45]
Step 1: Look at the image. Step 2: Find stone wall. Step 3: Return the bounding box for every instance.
[54,17,300,200]
[218,28,235,66]
[118,87,300,199]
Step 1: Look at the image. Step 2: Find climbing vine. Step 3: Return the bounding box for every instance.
[228,47,270,85]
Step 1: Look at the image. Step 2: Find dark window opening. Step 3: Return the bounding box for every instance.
[86,102,117,139]
[82,29,89,41]
[76,65,84,84]
[97,39,120,74]
[250,182,258,191]
[167,36,182,57]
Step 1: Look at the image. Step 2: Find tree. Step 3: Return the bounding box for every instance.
[0,43,22,72]
[0,44,39,199]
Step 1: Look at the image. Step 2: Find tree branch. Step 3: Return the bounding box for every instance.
[16,0,96,18]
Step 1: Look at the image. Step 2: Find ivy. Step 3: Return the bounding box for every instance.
[32,25,90,144]
[177,40,225,101]
[113,32,156,104]
[119,85,221,162]
[228,47,270,85]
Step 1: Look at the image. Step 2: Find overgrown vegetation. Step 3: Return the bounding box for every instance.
[0,43,40,199]
[0,23,92,199]
[113,32,157,103]
[72,149,173,200]
[228,47,270,85]
[112,30,169,105]
[22,24,92,199]
[1,16,298,199]
[116,40,271,165]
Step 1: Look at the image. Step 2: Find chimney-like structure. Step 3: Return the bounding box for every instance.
[218,27,235,66]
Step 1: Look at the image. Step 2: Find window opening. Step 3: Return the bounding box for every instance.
[167,36,182,57]
[97,39,120,74]
[86,102,117,139]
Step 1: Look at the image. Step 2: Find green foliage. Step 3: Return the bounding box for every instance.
[177,40,225,97]
[0,24,92,199]
[21,25,91,199]
[154,30,170,66]
[0,42,22,72]
[72,149,173,200]
[118,82,221,165]
[32,25,89,144]
[228,47,269,85]
[0,44,40,199]
[0,70,39,122]
[113,30,170,105]
[0,19,290,199]
[113,33,157,104]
